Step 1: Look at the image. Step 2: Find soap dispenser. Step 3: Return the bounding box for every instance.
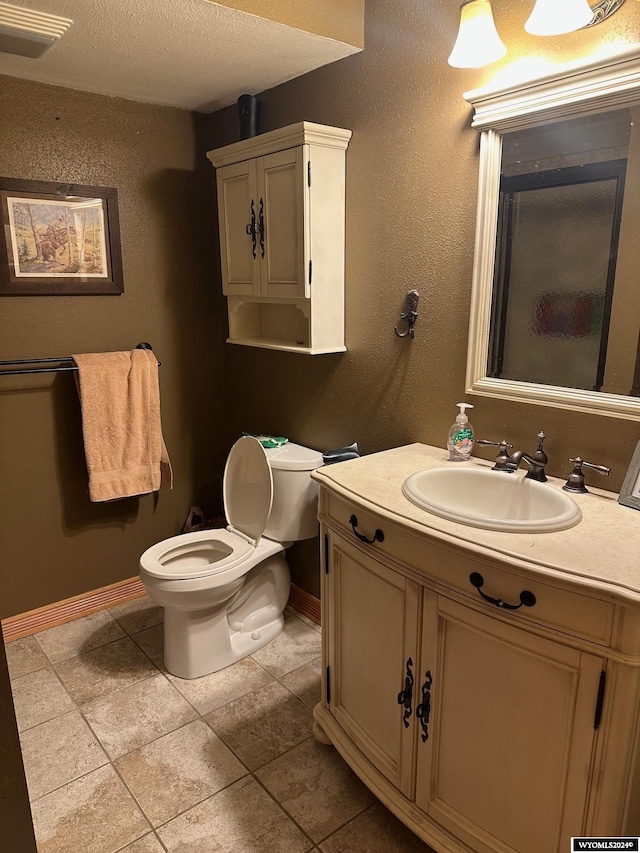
[447,403,475,462]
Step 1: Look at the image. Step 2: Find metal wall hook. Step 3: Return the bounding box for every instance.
[395,289,420,339]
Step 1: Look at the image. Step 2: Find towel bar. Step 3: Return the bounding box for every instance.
[0,342,160,376]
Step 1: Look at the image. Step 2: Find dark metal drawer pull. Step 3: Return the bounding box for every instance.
[416,671,433,743]
[397,657,414,728]
[349,514,384,544]
[469,572,536,610]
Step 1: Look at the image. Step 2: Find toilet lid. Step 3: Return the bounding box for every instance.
[223,436,273,547]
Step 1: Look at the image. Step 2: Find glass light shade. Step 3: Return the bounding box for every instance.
[448,0,507,69]
[525,0,594,36]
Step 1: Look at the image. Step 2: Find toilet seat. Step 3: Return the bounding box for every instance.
[141,436,274,582]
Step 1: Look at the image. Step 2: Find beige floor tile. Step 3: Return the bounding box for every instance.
[251,615,321,678]
[10,666,75,732]
[31,764,149,853]
[131,624,164,668]
[6,634,49,679]
[280,657,322,708]
[115,719,247,827]
[319,802,436,852]
[83,673,197,759]
[118,835,166,852]
[54,636,159,705]
[109,595,164,635]
[204,681,313,770]
[35,610,126,663]
[291,610,322,633]
[256,738,375,842]
[19,709,108,801]
[167,656,274,715]
[157,775,312,853]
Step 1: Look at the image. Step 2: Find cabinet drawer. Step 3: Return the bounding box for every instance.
[322,491,615,647]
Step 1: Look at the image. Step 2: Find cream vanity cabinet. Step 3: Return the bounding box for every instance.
[207,122,351,354]
[313,445,640,853]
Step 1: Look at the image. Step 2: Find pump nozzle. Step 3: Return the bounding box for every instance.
[455,403,474,423]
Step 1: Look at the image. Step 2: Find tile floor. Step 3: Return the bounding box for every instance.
[7,596,435,853]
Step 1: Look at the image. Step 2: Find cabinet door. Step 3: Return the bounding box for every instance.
[327,533,420,797]
[416,593,603,853]
[257,147,308,299]
[216,160,261,296]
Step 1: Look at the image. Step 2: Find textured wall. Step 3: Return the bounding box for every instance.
[200,0,640,594]
[0,78,227,618]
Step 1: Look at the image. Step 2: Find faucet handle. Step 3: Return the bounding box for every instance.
[477,439,513,471]
[562,456,612,494]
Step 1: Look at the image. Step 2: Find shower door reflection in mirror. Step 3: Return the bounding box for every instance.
[488,110,640,397]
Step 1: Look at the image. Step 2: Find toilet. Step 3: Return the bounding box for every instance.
[139,436,323,679]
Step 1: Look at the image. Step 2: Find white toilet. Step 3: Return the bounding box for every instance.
[139,436,323,679]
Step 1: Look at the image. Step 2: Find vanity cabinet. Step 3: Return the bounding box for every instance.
[313,445,640,853]
[207,122,351,354]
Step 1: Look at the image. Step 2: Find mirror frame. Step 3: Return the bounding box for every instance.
[464,45,640,420]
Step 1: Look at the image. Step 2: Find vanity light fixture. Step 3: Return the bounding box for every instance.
[448,0,507,69]
[448,0,628,69]
[525,0,594,36]
[0,1,72,59]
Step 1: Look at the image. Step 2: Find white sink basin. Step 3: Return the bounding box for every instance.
[402,466,581,533]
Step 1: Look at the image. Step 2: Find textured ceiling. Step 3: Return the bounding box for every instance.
[0,0,361,112]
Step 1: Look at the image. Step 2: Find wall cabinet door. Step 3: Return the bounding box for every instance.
[258,147,308,299]
[216,160,261,297]
[415,592,604,853]
[327,533,421,797]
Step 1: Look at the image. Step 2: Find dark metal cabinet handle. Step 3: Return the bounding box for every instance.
[469,572,536,610]
[246,199,257,259]
[349,515,384,545]
[397,658,414,728]
[416,671,433,743]
[258,197,265,258]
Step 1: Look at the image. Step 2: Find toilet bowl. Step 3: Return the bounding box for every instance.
[140,436,322,679]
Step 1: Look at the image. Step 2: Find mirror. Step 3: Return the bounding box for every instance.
[465,47,640,420]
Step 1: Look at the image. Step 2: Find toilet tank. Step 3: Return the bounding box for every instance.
[263,442,323,542]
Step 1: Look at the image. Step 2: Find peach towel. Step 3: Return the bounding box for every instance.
[72,349,173,502]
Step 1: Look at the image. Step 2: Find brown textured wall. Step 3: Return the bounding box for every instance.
[0,77,227,618]
[213,0,364,48]
[200,0,640,594]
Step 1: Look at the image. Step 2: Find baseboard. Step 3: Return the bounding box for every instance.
[288,583,321,626]
[2,577,321,645]
[1,577,146,643]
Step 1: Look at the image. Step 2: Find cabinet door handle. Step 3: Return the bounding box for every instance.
[469,572,536,610]
[246,200,257,259]
[397,657,414,728]
[258,197,265,258]
[349,515,384,544]
[416,671,433,743]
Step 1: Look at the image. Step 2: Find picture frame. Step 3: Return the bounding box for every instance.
[0,178,123,295]
[618,440,640,511]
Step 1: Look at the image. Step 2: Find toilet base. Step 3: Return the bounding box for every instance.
[162,554,290,679]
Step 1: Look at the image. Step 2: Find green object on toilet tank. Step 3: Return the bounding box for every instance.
[242,433,288,449]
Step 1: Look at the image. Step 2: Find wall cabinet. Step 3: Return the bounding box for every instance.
[207,122,351,354]
[313,447,640,853]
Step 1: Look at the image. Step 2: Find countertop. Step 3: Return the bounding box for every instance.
[313,443,640,603]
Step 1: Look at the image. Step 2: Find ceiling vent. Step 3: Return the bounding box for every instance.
[0,2,72,58]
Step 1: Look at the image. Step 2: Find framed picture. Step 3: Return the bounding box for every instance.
[0,178,123,295]
[618,440,640,511]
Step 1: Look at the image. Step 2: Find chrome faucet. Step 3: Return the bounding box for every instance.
[507,431,548,482]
